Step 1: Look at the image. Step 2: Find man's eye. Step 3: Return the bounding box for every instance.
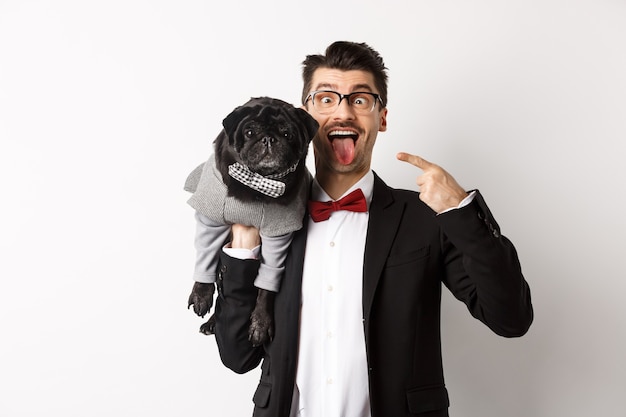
[352,95,371,107]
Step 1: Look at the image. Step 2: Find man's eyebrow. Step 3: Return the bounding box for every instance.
[313,83,374,92]
[314,83,337,91]
[351,83,374,92]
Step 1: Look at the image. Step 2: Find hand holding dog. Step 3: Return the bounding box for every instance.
[397,152,468,214]
[231,224,261,250]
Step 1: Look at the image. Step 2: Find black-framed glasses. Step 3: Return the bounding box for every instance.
[305,90,384,115]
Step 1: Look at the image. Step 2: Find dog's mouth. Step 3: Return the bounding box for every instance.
[242,140,301,176]
[328,129,359,165]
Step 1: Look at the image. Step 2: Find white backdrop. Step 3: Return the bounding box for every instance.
[1,1,625,416]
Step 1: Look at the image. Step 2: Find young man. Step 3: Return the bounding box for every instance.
[211,41,533,417]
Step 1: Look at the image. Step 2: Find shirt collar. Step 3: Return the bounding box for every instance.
[311,170,374,209]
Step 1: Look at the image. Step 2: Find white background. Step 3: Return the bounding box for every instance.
[1,1,625,416]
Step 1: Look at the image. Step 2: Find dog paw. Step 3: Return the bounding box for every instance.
[199,314,216,335]
[188,282,215,317]
[248,308,274,347]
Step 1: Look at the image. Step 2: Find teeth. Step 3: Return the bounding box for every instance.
[329,130,357,136]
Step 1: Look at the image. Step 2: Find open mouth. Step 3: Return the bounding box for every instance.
[328,129,359,165]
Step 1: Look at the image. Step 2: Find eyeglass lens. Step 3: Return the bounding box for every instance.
[310,91,378,114]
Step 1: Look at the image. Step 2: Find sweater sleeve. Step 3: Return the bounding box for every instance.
[192,212,231,283]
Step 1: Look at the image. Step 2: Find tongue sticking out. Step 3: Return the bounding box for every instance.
[331,138,355,165]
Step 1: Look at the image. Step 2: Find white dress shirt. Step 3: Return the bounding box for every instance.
[290,171,374,417]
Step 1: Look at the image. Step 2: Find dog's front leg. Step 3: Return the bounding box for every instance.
[248,289,275,346]
[188,282,216,334]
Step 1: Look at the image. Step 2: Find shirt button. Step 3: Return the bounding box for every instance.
[327,378,333,385]
[326,331,333,338]
[327,285,334,292]
[329,241,335,247]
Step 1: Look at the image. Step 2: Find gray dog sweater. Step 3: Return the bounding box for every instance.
[184,154,311,291]
[185,154,310,237]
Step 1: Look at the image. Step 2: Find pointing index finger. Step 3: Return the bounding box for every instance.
[396,152,433,171]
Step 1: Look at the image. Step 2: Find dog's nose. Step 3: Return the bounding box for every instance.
[261,136,276,146]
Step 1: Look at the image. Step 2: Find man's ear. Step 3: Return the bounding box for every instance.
[378,108,388,132]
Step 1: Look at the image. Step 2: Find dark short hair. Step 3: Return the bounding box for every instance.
[301,41,388,109]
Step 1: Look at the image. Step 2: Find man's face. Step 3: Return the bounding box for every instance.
[304,68,387,178]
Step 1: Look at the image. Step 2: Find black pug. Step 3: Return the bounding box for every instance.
[185,97,318,346]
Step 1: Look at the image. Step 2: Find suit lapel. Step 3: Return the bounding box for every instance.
[362,173,405,322]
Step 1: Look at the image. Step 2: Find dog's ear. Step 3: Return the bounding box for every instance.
[293,108,319,142]
[222,105,256,150]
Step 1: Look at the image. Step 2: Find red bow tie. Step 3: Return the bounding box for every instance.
[308,188,368,222]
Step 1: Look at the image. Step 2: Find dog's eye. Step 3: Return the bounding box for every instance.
[245,130,254,138]
[279,127,292,139]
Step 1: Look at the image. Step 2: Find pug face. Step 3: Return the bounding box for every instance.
[220,97,319,177]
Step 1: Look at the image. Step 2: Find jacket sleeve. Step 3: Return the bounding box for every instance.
[213,250,264,373]
[437,191,533,337]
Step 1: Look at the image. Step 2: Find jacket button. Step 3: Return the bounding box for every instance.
[218,265,227,280]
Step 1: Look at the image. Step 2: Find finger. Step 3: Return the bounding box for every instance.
[396,152,434,170]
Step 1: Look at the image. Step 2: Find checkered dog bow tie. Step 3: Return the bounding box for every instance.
[228,162,298,198]
[308,188,368,222]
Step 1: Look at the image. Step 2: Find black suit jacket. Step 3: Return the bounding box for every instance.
[213,173,533,417]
